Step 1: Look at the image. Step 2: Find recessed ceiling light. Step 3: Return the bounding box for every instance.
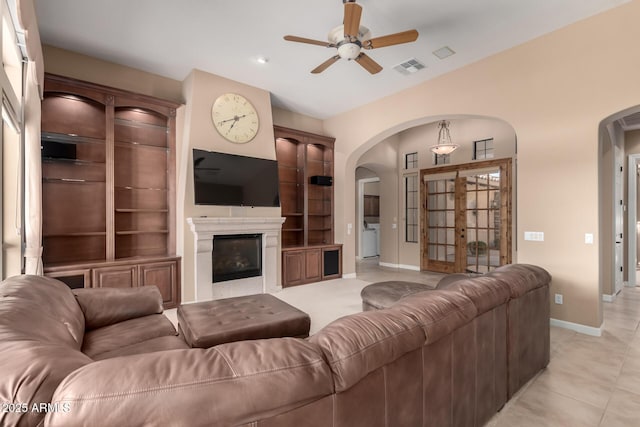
[433,46,455,60]
[256,57,269,64]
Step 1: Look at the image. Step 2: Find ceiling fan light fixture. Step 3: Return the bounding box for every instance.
[284,2,418,75]
[430,120,459,155]
[337,42,361,60]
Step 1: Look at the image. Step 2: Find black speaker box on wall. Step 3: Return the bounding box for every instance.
[310,175,333,186]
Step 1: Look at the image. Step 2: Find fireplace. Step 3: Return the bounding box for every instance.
[212,234,262,283]
[187,217,284,301]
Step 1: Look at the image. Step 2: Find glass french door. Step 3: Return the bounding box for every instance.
[421,159,512,274]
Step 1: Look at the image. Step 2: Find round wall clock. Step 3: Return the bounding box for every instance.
[211,93,260,143]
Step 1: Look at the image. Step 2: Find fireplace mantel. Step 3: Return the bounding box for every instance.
[187,217,285,301]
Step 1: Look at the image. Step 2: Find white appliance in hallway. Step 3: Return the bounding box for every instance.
[362,223,380,258]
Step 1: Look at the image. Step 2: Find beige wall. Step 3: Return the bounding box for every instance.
[600,126,615,296]
[271,107,324,135]
[178,69,279,302]
[37,0,640,330]
[43,45,183,103]
[325,0,640,329]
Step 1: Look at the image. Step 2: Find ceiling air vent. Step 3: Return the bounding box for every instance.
[394,58,426,75]
[620,111,640,131]
[433,46,455,60]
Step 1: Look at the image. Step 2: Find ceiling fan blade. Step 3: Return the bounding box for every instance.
[311,55,340,74]
[354,53,382,75]
[284,35,332,47]
[343,2,362,38]
[363,29,419,49]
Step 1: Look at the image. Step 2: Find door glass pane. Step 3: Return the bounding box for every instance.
[426,178,455,266]
[466,170,501,273]
[446,211,455,226]
[446,245,456,262]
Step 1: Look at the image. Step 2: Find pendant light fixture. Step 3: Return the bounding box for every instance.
[430,120,458,155]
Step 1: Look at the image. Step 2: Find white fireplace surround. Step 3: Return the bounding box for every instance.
[187,217,285,301]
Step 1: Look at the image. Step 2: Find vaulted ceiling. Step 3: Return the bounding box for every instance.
[35,0,629,119]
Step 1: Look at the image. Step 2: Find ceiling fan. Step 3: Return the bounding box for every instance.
[284,0,419,75]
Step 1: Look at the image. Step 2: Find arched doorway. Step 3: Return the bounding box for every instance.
[350,115,517,274]
[600,105,640,301]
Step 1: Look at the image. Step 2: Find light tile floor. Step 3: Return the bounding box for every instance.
[357,258,640,427]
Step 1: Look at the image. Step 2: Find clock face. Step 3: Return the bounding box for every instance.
[211,93,260,143]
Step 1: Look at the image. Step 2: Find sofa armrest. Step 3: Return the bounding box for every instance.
[73,286,164,330]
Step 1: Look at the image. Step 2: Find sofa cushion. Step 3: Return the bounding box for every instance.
[488,264,551,298]
[82,314,178,359]
[435,272,480,289]
[92,335,190,361]
[73,285,164,330]
[47,338,333,427]
[0,341,92,427]
[436,275,511,315]
[360,280,432,311]
[309,308,424,392]
[0,275,85,348]
[392,290,477,345]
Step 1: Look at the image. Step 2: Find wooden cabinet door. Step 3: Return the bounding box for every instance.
[139,260,179,309]
[283,251,305,287]
[322,246,342,279]
[45,269,91,289]
[304,248,322,282]
[92,265,138,288]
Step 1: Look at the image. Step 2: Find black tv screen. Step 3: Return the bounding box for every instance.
[192,149,280,207]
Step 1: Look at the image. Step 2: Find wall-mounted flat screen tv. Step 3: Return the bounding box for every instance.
[192,149,280,207]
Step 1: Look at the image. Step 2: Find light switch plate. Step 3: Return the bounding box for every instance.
[585,233,594,244]
[524,231,544,241]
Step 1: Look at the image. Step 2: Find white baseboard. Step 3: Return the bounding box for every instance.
[550,318,602,337]
[378,262,420,271]
[602,293,617,303]
[342,272,357,279]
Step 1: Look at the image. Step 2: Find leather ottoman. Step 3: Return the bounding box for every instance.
[360,281,431,311]
[177,294,311,348]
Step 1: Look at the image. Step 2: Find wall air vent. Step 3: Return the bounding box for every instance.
[394,58,426,76]
[619,111,640,131]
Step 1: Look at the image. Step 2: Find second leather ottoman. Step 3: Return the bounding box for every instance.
[177,293,311,348]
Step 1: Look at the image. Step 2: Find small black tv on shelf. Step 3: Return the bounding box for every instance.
[192,149,280,207]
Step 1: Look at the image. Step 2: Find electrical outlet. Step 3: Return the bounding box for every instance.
[554,294,563,304]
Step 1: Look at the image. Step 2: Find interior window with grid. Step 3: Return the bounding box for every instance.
[473,138,494,160]
[433,153,450,165]
[405,152,418,169]
[405,174,418,243]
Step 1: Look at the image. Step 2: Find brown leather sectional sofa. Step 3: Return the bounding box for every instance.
[0,264,550,427]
